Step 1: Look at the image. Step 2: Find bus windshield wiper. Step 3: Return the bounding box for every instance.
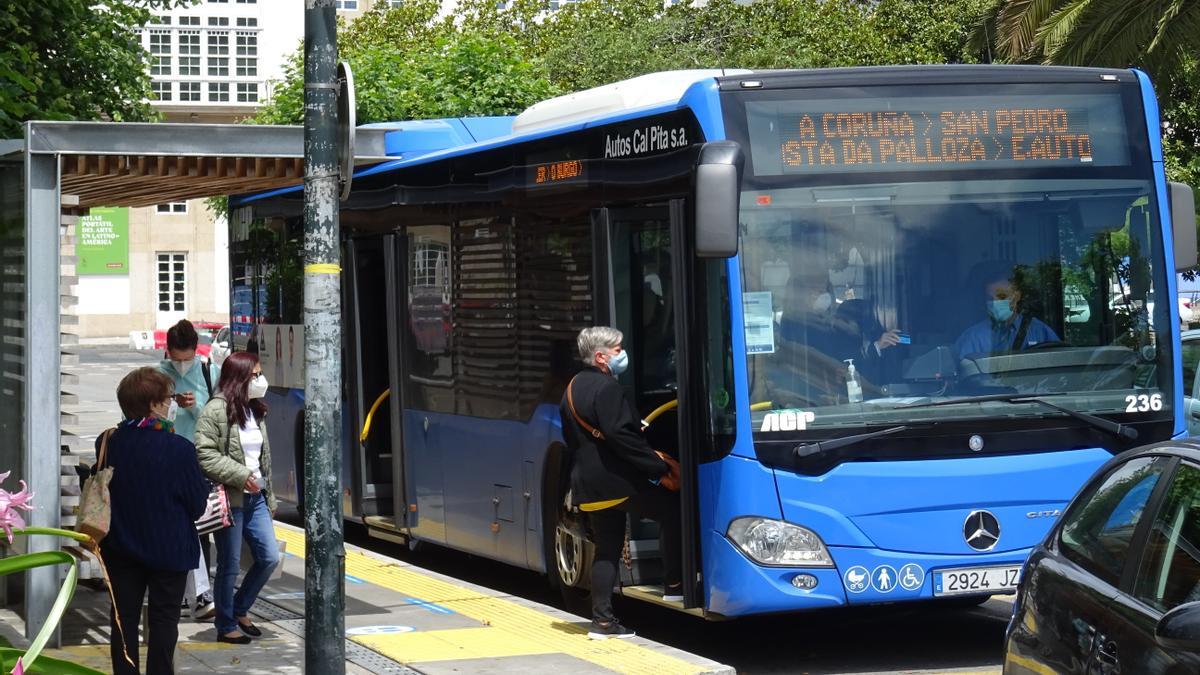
[793,425,908,459]
[898,393,1138,441]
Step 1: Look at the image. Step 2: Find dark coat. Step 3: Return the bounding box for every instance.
[560,367,669,505]
[96,425,210,571]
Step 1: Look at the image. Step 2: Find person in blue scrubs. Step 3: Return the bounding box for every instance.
[954,266,1059,361]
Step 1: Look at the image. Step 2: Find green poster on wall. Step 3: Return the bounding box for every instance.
[78,207,129,275]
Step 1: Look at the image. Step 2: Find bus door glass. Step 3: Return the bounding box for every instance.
[345,236,397,519]
[605,207,679,450]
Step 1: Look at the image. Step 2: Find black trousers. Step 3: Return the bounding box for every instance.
[588,487,681,623]
[105,547,188,675]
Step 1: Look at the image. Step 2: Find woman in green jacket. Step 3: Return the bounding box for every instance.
[194,351,279,645]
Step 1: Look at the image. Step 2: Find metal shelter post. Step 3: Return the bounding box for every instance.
[23,126,62,644]
[303,0,346,671]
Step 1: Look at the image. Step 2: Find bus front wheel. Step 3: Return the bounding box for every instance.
[550,507,592,616]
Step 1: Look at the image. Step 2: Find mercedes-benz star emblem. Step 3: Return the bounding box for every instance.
[963,510,1001,551]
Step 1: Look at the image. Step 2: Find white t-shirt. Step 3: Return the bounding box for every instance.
[239,411,264,492]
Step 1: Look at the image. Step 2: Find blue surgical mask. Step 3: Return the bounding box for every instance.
[608,350,629,376]
[987,299,1013,323]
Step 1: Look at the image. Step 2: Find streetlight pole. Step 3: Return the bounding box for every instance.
[302,0,345,671]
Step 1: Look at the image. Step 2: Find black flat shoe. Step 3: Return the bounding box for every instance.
[237,621,262,638]
[217,633,251,645]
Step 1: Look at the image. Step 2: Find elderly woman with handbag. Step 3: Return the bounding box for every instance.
[96,367,210,674]
[194,351,280,645]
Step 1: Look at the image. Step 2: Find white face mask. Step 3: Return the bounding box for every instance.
[812,292,833,313]
[247,374,269,399]
[171,359,194,376]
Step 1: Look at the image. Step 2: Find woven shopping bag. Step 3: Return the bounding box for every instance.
[77,429,115,544]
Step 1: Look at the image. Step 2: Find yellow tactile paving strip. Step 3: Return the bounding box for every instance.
[274,525,712,674]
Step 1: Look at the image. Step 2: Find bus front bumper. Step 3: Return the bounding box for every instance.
[705,531,1029,617]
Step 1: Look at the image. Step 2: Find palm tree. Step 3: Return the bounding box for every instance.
[976,0,1200,75]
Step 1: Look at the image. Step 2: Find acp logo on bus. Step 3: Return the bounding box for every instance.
[760,410,816,432]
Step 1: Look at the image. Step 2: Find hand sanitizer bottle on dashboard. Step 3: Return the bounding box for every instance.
[844,359,862,403]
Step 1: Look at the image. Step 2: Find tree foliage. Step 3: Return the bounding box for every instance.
[255,0,989,125]
[977,0,1200,75]
[977,0,1200,271]
[0,0,178,138]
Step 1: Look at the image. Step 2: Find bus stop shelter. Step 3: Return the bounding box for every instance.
[0,121,390,643]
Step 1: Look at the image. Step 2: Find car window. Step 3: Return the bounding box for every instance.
[1181,341,1200,398]
[1060,457,1169,586]
[1133,461,1200,612]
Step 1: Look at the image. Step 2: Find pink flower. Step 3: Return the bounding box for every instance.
[0,471,34,544]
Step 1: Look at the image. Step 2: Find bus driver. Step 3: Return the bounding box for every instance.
[953,263,1059,361]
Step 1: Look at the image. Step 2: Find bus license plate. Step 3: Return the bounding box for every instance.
[933,565,1021,596]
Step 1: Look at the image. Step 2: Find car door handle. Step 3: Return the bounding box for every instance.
[1094,637,1119,665]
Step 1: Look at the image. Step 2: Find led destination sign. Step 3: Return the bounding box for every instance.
[747,92,1130,175]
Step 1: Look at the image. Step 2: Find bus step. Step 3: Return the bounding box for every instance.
[618,585,704,616]
[364,515,408,546]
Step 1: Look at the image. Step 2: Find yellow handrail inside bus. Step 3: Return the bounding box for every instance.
[360,388,391,444]
[642,399,775,429]
[643,399,678,427]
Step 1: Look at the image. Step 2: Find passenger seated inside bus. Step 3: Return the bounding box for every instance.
[953,262,1060,361]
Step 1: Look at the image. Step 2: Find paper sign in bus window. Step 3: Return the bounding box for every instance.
[743,292,776,354]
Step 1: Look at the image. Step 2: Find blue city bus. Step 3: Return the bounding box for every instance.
[228,66,1197,617]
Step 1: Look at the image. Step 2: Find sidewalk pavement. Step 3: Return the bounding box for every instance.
[0,522,733,674]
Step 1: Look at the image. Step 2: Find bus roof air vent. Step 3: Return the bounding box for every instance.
[512,69,751,134]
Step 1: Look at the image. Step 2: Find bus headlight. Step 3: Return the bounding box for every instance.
[726,517,833,567]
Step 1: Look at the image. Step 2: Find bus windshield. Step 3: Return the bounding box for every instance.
[725,82,1174,437]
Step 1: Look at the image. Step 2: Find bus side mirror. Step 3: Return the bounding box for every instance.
[694,141,743,258]
[1169,182,1197,272]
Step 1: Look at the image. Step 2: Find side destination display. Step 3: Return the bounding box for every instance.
[746,92,1131,175]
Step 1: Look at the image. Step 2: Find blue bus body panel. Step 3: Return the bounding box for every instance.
[773,448,1111,553]
[1134,68,1186,436]
[405,405,561,570]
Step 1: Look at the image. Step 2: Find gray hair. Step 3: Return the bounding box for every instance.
[577,326,623,366]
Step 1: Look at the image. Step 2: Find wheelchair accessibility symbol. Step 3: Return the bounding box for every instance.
[899,563,925,591]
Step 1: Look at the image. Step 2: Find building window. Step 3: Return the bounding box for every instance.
[150,81,172,101]
[236,82,258,103]
[236,17,258,27]
[235,32,257,56]
[236,0,257,3]
[179,30,200,75]
[179,16,200,26]
[236,56,257,77]
[208,57,228,77]
[149,30,171,75]
[156,202,187,214]
[388,0,403,6]
[207,0,228,3]
[207,31,229,56]
[334,0,359,9]
[208,82,230,102]
[207,16,229,26]
[179,82,201,101]
[150,15,170,25]
[157,253,187,313]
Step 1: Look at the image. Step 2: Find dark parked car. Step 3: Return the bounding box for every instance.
[1004,441,1200,674]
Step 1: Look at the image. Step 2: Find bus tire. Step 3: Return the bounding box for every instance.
[542,444,592,617]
